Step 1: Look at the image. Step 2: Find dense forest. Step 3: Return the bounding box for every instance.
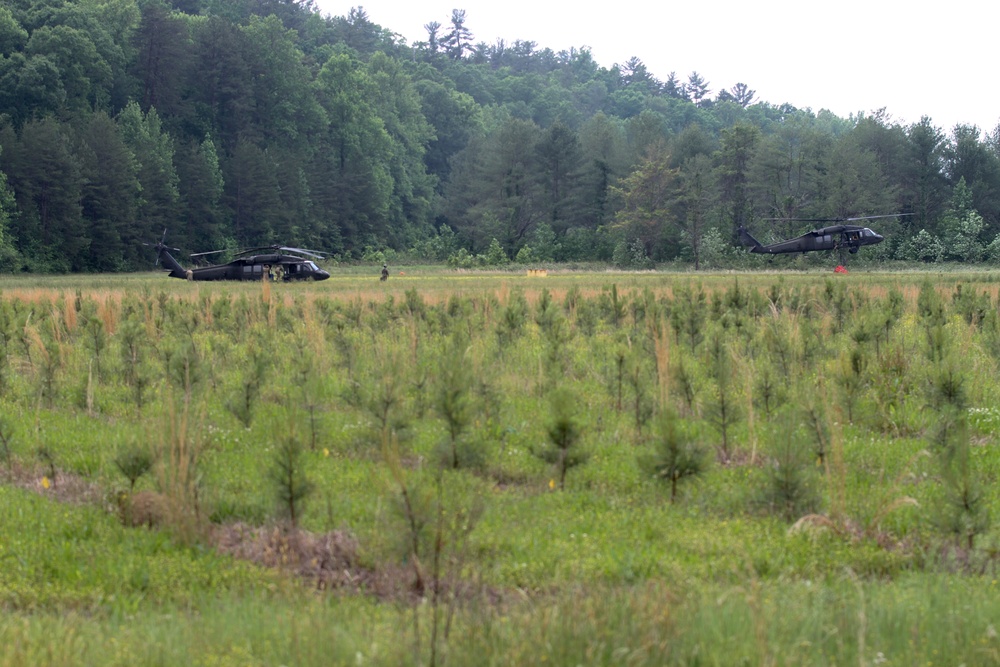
[0,0,998,272]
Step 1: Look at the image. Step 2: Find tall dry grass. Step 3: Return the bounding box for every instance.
[154,400,206,545]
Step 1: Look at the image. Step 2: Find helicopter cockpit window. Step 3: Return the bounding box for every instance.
[305,261,319,272]
[862,228,874,237]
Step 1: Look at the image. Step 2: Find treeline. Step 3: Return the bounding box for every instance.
[0,0,998,272]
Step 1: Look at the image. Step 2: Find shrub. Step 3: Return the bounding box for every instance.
[446,248,477,268]
[117,490,167,528]
[481,238,510,267]
[896,229,944,262]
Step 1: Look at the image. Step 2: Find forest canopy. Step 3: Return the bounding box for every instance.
[0,0,999,272]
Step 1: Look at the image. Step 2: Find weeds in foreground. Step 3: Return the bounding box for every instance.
[154,401,205,545]
[0,416,12,476]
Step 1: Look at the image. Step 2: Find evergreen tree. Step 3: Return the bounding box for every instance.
[185,16,254,150]
[312,49,394,252]
[75,111,140,270]
[902,117,949,234]
[2,117,85,270]
[716,122,759,242]
[942,177,985,262]
[443,9,472,60]
[535,120,583,233]
[0,147,20,271]
[175,135,224,251]
[224,139,281,245]
[117,101,179,245]
[612,141,678,259]
[676,154,716,269]
[132,0,189,117]
[685,71,710,107]
[577,112,628,230]
[240,15,325,150]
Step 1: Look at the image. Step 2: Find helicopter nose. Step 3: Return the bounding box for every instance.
[872,232,884,244]
[315,269,330,281]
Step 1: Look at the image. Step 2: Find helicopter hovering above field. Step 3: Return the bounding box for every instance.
[146,233,330,281]
[737,214,910,259]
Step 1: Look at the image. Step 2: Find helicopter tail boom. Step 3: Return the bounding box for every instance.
[155,244,189,279]
[737,225,766,253]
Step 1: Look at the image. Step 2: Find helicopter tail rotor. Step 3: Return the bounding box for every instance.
[142,230,184,273]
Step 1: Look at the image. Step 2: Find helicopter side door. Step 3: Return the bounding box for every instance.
[816,233,835,250]
[241,264,264,281]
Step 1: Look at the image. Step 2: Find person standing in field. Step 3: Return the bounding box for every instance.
[380,264,389,281]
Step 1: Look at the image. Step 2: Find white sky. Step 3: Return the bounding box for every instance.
[313,0,999,136]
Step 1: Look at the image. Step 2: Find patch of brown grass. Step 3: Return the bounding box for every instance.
[212,523,363,590]
[6,461,108,508]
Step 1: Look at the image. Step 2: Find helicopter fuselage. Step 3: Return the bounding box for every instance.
[741,224,884,255]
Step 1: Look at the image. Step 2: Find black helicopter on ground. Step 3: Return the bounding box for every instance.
[737,214,909,258]
[147,235,330,281]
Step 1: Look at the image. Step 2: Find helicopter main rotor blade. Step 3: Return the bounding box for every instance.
[232,246,279,257]
[764,213,913,223]
[840,213,914,222]
[190,249,230,258]
[232,245,326,259]
[277,247,325,259]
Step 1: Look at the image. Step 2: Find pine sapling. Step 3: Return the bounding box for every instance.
[115,443,153,494]
[535,388,588,490]
[640,410,708,502]
[435,336,476,469]
[270,433,313,530]
[758,418,821,521]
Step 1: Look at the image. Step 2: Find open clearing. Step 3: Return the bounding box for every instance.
[1,268,1000,666]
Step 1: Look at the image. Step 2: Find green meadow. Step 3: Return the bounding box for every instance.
[1,268,1000,666]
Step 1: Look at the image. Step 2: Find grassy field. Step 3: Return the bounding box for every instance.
[1,267,1000,666]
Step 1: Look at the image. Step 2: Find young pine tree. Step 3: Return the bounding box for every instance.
[758,417,821,521]
[270,433,313,530]
[435,335,479,469]
[936,432,989,551]
[115,443,154,494]
[640,410,708,502]
[535,388,589,490]
[704,333,741,459]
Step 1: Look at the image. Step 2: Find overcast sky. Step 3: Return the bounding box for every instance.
[313,0,999,136]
